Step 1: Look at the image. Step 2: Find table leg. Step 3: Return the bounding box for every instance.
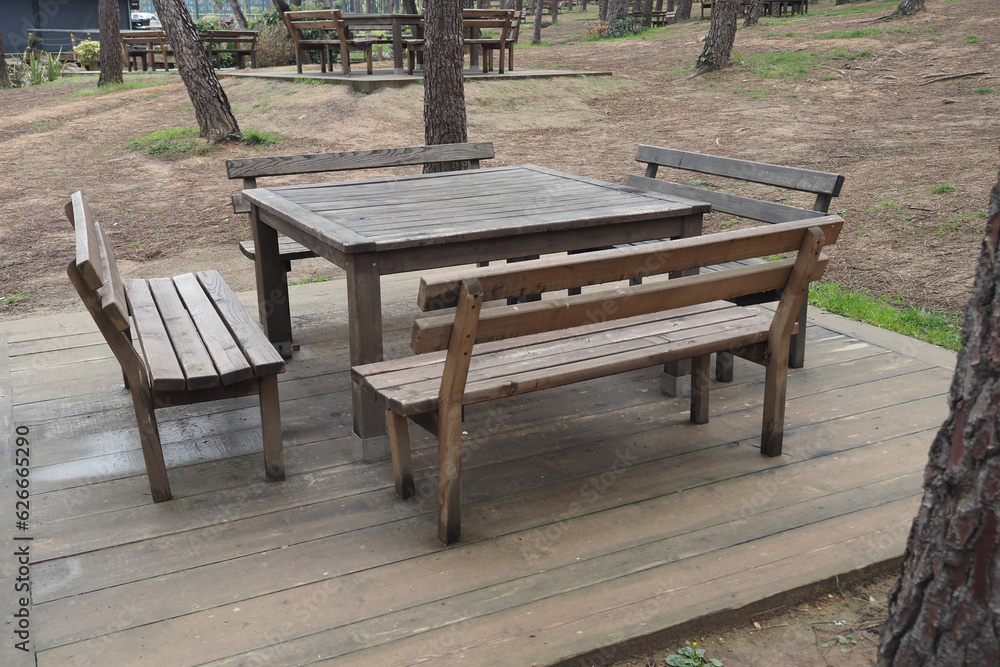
[347,253,390,462]
[392,19,404,74]
[662,216,704,397]
[250,206,293,358]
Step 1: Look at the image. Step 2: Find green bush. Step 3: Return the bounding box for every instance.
[73,40,100,70]
[255,23,296,67]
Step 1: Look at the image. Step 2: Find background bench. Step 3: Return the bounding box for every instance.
[65,192,286,502]
[202,29,258,69]
[627,144,844,382]
[353,216,843,544]
[283,9,344,74]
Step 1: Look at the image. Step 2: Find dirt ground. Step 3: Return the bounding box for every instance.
[1,0,997,663]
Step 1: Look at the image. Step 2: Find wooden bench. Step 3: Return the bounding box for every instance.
[352,216,843,544]
[627,144,845,380]
[120,30,169,72]
[201,29,259,69]
[65,191,286,502]
[631,9,677,25]
[227,142,496,352]
[464,9,514,74]
[284,9,373,75]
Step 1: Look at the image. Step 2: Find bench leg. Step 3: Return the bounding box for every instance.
[438,403,463,545]
[690,354,711,424]
[129,382,172,502]
[387,410,415,499]
[260,375,284,482]
[761,340,790,457]
[661,359,690,398]
[715,351,734,383]
[789,301,808,369]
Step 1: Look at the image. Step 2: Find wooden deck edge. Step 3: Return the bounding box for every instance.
[0,330,35,666]
[552,555,905,667]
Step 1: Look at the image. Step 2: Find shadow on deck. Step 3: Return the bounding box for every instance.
[0,271,952,666]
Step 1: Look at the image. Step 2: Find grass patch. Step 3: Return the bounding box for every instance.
[810,282,962,351]
[734,50,821,79]
[818,0,897,16]
[290,275,331,285]
[963,35,980,44]
[930,182,956,195]
[974,87,994,94]
[241,128,282,146]
[1,293,30,307]
[128,127,206,155]
[817,27,914,39]
[70,79,170,97]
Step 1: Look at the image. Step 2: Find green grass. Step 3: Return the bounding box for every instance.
[127,127,206,155]
[290,275,331,285]
[1,293,29,307]
[733,50,821,79]
[930,182,956,195]
[817,27,914,39]
[70,79,170,96]
[810,283,962,351]
[963,35,980,44]
[240,128,283,146]
[975,87,994,94]
[817,0,897,16]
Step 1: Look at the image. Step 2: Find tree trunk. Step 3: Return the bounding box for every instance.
[98,0,125,86]
[0,27,10,89]
[675,0,692,20]
[533,0,543,43]
[271,0,293,16]
[743,0,762,26]
[877,167,1000,666]
[606,0,628,21]
[693,0,737,75]
[640,0,655,27]
[422,0,468,173]
[150,0,241,143]
[227,0,249,28]
[891,0,925,17]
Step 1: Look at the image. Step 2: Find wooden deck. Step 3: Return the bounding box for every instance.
[218,67,613,93]
[0,270,954,666]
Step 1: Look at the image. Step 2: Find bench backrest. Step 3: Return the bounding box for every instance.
[411,216,843,353]
[283,9,340,44]
[628,145,845,224]
[227,142,496,213]
[65,191,130,332]
[462,9,513,37]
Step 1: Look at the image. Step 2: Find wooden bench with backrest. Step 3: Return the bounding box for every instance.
[65,191,286,503]
[463,9,514,74]
[352,216,843,544]
[120,30,169,71]
[227,142,496,351]
[284,9,374,75]
[626,144,845,381]
[201,29,259,69]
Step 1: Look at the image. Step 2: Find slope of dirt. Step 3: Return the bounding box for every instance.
[1,0,998,320]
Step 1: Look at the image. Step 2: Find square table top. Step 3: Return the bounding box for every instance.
[241,165,711,256]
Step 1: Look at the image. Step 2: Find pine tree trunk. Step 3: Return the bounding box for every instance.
[271,0,293,14]
[422,0,468,173]
[606,0,628,21]
[151,0,241,143]
[227,0,249,28]
[0,28,10,89]
[98,0,125,86]
[675,0,692,20]
[693,0,737,75]
[891,0,925,17]
[533,0,543,43]
[877,167,1000,666]
[639,0,654,27]
[743,0,762,26]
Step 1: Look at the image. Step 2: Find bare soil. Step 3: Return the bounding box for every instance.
[1,1,997,663]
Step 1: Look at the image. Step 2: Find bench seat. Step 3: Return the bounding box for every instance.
[356,300,772,418]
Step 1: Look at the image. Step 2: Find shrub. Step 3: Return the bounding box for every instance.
[74,40,101,70]
[255,23,296,67]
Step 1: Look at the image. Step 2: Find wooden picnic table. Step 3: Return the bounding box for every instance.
[241,165,709,458]
[341,13,422,74]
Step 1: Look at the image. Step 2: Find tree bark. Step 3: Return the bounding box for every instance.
[877,167,1000,666]
[150,0,241,143]
[227,0,249,28]
[98,0,125,86]
[890,0,925,17]
[639,0,654,27]
[743,0,762,26]
[606,0,629,21]
[675,0,692,20]
[693,0,737,75]
[270,0,293,14]
[422,0,468,172]
[533,0,543,43]
[0,27,10,89]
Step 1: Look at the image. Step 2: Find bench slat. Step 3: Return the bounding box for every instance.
[238,238,317,262]
[363,309,772,416]
[94,218,130,332]
[70,193,104,290]
[362,303,755,400]
[418,216,843,310]
[635,145,844,196]
[147,277,220,391]
[226,143,496,179]
[627,175,822,224]
[196,270,285,376]
[412,256,829,353]
[125,279,186,392]
[173,273,255,386]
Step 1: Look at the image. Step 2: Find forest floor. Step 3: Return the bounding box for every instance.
[1,0,998,663]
